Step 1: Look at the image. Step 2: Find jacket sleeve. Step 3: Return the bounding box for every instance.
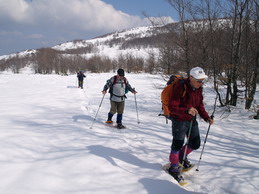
[197,92,210,121]
[125,78,135,93]
[103,77,114,91]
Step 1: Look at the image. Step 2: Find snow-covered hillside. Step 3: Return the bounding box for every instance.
[0,25,161,61]
[0,49,37,61]
[0,18,235,62]
[52,26,161,59]
[0,71,258,194]
[53,26,158,50]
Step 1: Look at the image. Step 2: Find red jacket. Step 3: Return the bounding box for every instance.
[169,78,210,121]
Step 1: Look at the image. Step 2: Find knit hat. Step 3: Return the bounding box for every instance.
[117,69,125,76]
[190,67,208,79]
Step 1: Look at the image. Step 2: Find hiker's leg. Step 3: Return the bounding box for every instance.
[116,101,125,124]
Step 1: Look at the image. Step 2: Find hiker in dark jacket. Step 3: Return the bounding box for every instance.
[77,71,86,89]
[168,67,214,182]
[102,68,137,129]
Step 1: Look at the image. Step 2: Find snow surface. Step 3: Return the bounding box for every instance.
[0,70,259,194]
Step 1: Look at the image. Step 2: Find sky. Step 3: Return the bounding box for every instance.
[0,0,177,56]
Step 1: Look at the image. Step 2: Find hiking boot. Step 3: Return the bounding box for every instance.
[179,156,193,169]
[105,120,113,124]
[168,165,184,183]
[116,123,126,129]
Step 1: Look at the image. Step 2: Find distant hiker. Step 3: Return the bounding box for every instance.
[102,68,137,129]
[168,67,214,182]
[77,71,86,89]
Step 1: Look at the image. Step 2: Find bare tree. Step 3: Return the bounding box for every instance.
[146,51,158,74]
[193,0,226,106]
[244,0,259,109]
[35,48,58,74]
[167,0,193,73]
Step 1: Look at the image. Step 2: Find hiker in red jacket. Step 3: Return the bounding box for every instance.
[168,67,214,182]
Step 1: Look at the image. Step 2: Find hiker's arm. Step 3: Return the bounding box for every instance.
[197,92,210,121]
[125,79,137,93]
[102,77,114,93]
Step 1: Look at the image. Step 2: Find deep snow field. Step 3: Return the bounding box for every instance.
[0,70,259,194]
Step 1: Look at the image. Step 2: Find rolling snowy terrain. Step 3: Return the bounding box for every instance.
[0,26,161,61]
[0,69,258,194]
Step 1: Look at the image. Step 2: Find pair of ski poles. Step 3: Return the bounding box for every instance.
[89,93,140,129]
[182,96,217,172]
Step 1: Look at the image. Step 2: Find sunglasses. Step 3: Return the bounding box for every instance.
[193,77,206,83]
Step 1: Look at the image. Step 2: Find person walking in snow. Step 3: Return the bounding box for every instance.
[168,67,214,182]
[77,71,86,89]
[102,68,137,129]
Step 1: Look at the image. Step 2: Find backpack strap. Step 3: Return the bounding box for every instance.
[109,75,127,99]
[112,75,117,85]
[112,75,126,85]
[179,79,186,97]
[108,76,117,94]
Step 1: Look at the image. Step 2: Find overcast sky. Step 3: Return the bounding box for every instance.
[0,0,177,56]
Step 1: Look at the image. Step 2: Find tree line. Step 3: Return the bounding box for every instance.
[160,0,258,111]
[0,48,150,74]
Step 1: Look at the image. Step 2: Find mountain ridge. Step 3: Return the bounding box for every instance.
[0,25,165,61]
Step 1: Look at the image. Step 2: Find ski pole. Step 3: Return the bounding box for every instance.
[195,116,213,171]
[181,116,195,172]
[134,92,140,124]
[90,93,105,129]
[76,72,79,88]
[196,96,217,171]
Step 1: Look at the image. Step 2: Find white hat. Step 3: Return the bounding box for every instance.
[190,67,208,79]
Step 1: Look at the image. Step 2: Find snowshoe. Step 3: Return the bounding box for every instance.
[104,121,114,127]
[105,120,113,124]
[180,163,194,173]
[163,163,188,186]
[116,123,126,129]
[179,156,194,172]
[105,120,113,125]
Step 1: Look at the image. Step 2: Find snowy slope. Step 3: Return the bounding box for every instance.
[0,71,259,194]
[0,49,37,61]
[52,26,160,59]
[0,26,160,61]
[53,26,158,50]
[0,19,234,61]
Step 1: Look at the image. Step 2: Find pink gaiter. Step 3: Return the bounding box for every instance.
[180,145,193,157]
[169,150,179,166]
